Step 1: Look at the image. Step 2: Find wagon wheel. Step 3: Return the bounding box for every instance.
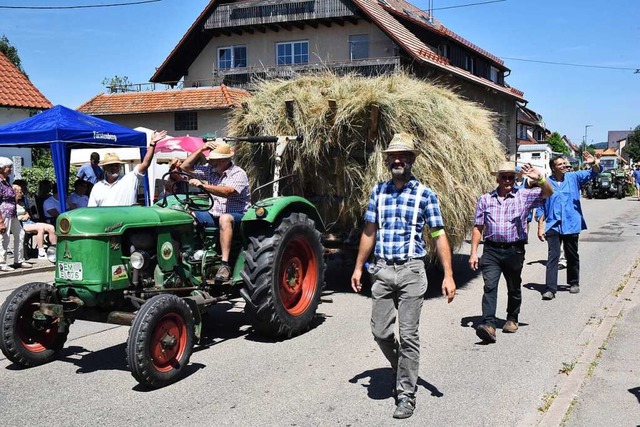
[241,212,325,338]
[126,294,195,388]
[0,282,68,367]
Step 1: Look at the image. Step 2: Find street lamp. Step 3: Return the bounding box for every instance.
[583,124,593,152]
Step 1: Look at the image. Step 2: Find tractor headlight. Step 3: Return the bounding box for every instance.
[47,246,57,263]
[130,251,149,270]
[59,218,71,234]
[255,206,268,218]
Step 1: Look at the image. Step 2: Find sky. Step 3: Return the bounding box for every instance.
[0,0,638,146]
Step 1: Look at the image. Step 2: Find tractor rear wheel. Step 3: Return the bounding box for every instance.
[585,184,594,199]
[242,212,325,338]
[0,282,68,367]
[126,294,194,389]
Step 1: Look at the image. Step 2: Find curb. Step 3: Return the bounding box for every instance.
[534,260,640,426]
[0,265,55,279]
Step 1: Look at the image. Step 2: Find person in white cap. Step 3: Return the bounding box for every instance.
[88,130,166,207]
[180,139,250,282]
[350,132,456,419]
[0,157,31,271]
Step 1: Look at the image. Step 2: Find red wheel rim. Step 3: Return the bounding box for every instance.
[17,300,59,353]
[278,235,318,316]
[150,313,188,373]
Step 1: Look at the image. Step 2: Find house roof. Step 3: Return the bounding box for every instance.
[562,135,580,152]
[0,51,52,109]
[151,0,524,100]
[77,85,251,116]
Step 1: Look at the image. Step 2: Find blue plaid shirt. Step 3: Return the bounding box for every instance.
[364,178,444,262]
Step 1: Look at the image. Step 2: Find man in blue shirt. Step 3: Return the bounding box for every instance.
[632,162,640,200]
[537,152,600,299]
[351,133,456,419]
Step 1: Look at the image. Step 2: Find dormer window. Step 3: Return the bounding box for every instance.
[489,66,500,83]
[465,55,475,74]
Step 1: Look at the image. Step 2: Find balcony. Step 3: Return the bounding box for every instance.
[211,57,402,89]
[205,0,358,29]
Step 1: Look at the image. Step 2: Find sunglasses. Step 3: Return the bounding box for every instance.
[499,174,515,180]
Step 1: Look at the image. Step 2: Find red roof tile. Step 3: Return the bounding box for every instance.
[0,51,52,109]
[77,85,251,115]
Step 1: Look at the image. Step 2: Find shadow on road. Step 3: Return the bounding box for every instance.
[628,386,640,404]
[349,367,444,400]
[132,363,206,392]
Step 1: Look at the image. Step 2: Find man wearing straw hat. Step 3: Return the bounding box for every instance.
[180,139,250,282]
[351,132,456,419]
[88,130,167,207]
[469,162,552,344]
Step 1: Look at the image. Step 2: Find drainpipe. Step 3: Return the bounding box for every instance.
[515,100,528,163]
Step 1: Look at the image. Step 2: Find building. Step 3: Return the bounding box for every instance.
[0,51,52,173]
[149,0,526,155]
[516,143,552,177]
[78,85,250,137]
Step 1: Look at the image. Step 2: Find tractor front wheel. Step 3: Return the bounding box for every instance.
[0,282,68,367]
[242,212,325,338]
[126,294,194,389]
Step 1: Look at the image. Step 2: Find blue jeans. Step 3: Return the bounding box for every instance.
[370,259,427,401]
[480,244,525,326]
[545,231,580,292]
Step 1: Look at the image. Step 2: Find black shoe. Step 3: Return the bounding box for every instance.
[541,291,555,300]
[393,396,415,419]
[569,285,580,294]
[475,324,496,343]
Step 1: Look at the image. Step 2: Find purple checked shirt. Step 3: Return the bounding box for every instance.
[474,187,544,243]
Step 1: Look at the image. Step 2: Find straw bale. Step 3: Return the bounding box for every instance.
[229,73,505,251]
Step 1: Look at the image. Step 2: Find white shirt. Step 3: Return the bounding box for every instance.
[69,192,89,209]
[43,195,61,218]
[88,166,144,207]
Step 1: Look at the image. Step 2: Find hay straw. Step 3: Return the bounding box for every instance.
[229,72,505,250]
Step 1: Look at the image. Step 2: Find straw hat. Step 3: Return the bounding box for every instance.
[207,143,234,160]
[382,133,420,154]
[491,161,517,175]
[100,153,126,166]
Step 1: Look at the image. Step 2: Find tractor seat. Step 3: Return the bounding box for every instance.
[192,210,218,236]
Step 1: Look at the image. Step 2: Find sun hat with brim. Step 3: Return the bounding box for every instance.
[382,132,420,154]
[207,143,234,160]
[100,153,126,166]
[491,161,517,176]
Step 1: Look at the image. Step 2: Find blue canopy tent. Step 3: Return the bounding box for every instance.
[0,105,149,213]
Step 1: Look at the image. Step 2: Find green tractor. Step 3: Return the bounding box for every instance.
[584,155,627,199]
[0,135,326,388]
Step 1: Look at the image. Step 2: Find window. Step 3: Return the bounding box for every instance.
[276,41,308,65]
[465,55,475,74]
[217,45,247,69]
[175,111,197,131]
[531,153,541,159]
[349,34,369,60]
[489,66,499,83]
[437,44,449,58]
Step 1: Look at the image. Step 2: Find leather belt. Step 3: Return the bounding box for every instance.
[484,240,525,249]
[380,257,425,266]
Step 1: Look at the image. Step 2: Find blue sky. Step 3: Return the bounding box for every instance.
[1,0,638,145]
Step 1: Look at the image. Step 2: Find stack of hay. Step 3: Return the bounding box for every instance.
[229,72,505,251]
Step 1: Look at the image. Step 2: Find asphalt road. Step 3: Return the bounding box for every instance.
[0,197,638,426]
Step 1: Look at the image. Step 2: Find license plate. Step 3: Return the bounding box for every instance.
[58,262,83,280]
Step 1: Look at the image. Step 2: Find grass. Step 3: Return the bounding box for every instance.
[538,387,559,414]
[559,361,576,375]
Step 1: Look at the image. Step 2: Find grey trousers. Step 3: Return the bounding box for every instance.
[370,259,427,401]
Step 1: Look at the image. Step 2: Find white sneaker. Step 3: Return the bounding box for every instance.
[38,253,47,259]
[559,258,567,268]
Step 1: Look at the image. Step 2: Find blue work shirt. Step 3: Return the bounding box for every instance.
[364,177,444,262]
[540,169,598,234]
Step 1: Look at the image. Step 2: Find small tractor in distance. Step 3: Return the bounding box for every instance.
[0,135,326,389]
[584,155,627,199]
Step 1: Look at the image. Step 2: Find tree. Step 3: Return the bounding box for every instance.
[0,34,28,78]
[102,75,131,93]
[622,125,640,163]
[546,131,569,155]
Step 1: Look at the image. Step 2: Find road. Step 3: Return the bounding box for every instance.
[0,197,638,426]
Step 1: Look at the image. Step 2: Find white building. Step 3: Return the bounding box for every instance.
[516,143,553,177]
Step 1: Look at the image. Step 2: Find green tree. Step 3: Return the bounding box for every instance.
[622,125,640,162]
[0,34,27,78]
[546,131,569,155]
[102,75,131,93]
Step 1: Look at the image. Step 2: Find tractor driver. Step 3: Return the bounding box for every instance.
[179,140,250,281]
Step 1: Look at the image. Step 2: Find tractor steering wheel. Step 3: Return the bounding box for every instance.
[161,170,214,212]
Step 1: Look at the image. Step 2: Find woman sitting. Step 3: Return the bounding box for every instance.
[13,184,57,259]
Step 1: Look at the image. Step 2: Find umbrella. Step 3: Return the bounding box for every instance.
[156,136,205,154]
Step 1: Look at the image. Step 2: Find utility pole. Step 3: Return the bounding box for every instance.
[581,124,593,165]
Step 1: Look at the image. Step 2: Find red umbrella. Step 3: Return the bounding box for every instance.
[155,136,205,154]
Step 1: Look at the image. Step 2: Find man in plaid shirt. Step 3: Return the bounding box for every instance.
[181,140,250,281]
[469,162,552,344]
[351,133,456,419]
